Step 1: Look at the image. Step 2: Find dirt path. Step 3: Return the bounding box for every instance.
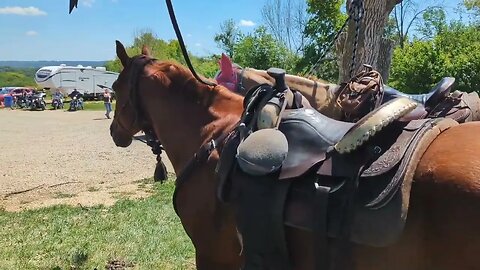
[0,108,173,212]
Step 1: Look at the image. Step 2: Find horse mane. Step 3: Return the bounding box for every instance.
[145,59,243,107]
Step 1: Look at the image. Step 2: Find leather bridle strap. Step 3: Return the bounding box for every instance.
[172,130,232,215]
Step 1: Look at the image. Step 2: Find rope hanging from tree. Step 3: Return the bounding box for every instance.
[304,0,365,81]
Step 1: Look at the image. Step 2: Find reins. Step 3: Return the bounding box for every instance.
[171,130,233,215]
[165,0,217,87]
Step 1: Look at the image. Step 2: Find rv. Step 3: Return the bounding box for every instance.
[34,64,119,100]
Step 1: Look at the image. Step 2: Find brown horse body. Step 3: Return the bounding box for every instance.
[110,42,480,270]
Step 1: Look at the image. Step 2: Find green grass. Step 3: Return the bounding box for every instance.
[0,180,195,270]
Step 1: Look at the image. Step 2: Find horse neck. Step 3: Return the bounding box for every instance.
[147,84,243,175]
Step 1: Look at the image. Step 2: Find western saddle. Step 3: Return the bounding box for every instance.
[216,66,463,270]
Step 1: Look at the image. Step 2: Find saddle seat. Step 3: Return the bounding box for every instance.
[384,77,455,109]
[277,97,417,180]
[277,108,354,180]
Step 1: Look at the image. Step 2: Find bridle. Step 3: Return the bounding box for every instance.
[112,55,155,135]
[116,53,233,214]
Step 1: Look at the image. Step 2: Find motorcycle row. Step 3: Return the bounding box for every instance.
[12,92,84,111]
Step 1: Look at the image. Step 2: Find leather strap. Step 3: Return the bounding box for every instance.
[172,130,233,215]
[314,183,331,270]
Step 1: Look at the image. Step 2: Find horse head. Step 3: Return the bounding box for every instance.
[110,40,244,171]
[109,41,153,147]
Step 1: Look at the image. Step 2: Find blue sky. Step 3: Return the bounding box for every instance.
[0,0,264,61]
[0,0,469,61]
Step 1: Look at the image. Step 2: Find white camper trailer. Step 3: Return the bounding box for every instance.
[34,64,119,100]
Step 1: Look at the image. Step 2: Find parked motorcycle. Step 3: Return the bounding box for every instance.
[68,95,84,111]
[12,96,25,109]
[29,92,47,111]
[12,94,30,109]
[51,97,64,110]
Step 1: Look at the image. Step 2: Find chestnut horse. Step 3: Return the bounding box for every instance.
[110,41,480,270]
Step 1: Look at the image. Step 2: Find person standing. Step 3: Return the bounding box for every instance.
[103,89,112,119]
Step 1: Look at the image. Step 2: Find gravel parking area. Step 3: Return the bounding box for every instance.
[0,109,173,212]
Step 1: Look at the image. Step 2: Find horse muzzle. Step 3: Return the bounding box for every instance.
[110,121,133,147]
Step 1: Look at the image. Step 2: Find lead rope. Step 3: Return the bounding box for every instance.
[349,0,365,79]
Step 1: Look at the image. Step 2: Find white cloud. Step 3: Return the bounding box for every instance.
[239,19,255,27]
[195,43,202,47]
[81,0,96,8]
[26,30,38,36]
[0,6,47,16]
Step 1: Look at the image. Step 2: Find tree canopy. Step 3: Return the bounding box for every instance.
[232,26,298,71]
[105,31,219,78]
[390,22,480,93]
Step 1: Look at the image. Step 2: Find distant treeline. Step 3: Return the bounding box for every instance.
[0,67,38,88]
[0,61,109,88]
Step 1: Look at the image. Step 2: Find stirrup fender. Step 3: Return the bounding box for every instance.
[335,98,418,154]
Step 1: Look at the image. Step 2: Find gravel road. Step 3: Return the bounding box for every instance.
[0,108,173,212]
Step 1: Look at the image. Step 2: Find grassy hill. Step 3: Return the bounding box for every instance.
[0,67,37,87]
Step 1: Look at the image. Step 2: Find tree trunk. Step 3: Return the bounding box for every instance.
[338,0,401,83]
[377,38,394,82]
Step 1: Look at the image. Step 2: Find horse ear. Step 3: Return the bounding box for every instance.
[220,53,234,76]
[115,40,130,67]
[141,45,152,57]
